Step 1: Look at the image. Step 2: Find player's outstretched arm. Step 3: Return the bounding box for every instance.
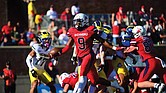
[49,37,74,59]
[100,40,124,51]
[124,46,138,53]
[94,34,124,51]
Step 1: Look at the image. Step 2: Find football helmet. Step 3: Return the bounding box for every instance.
[126,26,135,38]
[59,72,70,85]
[103,25,112,34]
[102,25,113,44]
[93,20,103,31]
[132,26,145,38]
[38,31,51,48]
[73,13,89,29]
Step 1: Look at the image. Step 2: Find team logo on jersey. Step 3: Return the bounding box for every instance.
[117,63,122,68]
[74,33,88,37]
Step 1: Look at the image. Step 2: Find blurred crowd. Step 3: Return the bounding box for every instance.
[0,1,166,46]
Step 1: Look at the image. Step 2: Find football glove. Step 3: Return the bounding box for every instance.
[31,69,38,77]
[71,56,77,65]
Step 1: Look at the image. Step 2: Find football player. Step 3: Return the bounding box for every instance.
[49,13,124,93]
[124,26,166,93]
[59,72,79,93]
[26,31,56,93]
[93,20,125,93]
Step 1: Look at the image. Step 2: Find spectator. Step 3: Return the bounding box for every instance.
[35,14,43,32]
[159,13,166,30]
[0,36,13,46]
[1,21,13,44]
[25,28,35,44]
[45,62,60,83]
[47,21,58,44]
[148,7,154,24]
[60,7,72,29]
[116,7,127,26]
[17,31,27,46]
[11,26,21,45]
[143,20,153,36]
[18,38,27,46]
[58,26,69,45]
[46,5,58,22]
[1,61,17,93]
[1,21,13,35]
[138,5,146,17]
[28,0,37,29]
[0,30,4,44]
[155,21,166,44]
[127,11,137,25]
[138,5,148,25]
[112,13,120,46]
[71,2,80,18]
[150,28,162,44]
[16,22,24,34]
[57,25,64,37]
[155,20,163,32]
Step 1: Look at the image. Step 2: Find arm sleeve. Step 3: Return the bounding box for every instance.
[26,55,34,71]
[61,45,72,54]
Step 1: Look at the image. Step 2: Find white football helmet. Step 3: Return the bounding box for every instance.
[59,72,69,83]
[73,13,89,29]
[132,26,145,38]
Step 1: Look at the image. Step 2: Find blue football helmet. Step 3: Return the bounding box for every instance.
[126,26,134,38]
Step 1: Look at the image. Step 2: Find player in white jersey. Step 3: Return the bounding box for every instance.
[26,31,56,93]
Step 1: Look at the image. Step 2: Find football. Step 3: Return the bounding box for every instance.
[48,48,60,58]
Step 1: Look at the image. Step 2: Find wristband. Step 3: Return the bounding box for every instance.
[112,46,117,50]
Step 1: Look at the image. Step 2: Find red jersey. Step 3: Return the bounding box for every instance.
[3,68,15,86]
[133,36,155,61]
[112,25,120,36]
[1,25,13,35]
[60,11,71,21]
[61,72,78,89]
[68,26,95,58]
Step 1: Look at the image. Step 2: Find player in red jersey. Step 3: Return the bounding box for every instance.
[124,26,166,93]
[59,72,79,93]
[49,13,123,93]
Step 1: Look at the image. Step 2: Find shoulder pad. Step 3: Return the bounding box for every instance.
[30,41,36,47]
[87,26,95,31]
[31,43,40,51]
